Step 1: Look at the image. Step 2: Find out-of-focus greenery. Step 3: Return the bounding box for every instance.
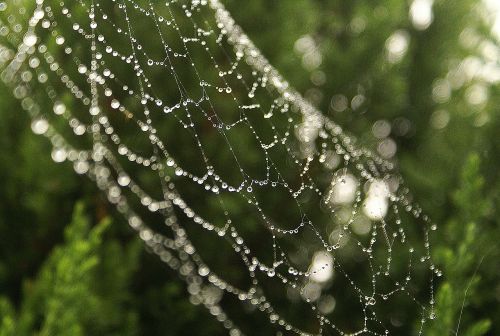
[0,0,499,335]
[0,203,140,336]
[423,154,492,336]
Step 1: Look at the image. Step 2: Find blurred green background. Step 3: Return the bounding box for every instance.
[0,0,499,335]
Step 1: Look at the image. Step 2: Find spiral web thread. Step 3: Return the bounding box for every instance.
[0,0,441,334]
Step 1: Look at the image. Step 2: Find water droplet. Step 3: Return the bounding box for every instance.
[118,174,131,186]
[31,118,49,134]
[23,33,37,47]
[51,148,67,163]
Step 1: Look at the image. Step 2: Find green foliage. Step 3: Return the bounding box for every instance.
[0,203,141,336]
[0,297,15,336]
[423,154,493,336]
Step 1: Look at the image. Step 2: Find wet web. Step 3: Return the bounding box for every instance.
[0,0,441,334]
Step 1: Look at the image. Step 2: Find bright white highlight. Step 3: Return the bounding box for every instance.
[484,0,500,39]
[331,173,357,204]
[363,180,390,220]
[309,251,334,283]
[410,0,434,30]
[23,32,37,47]
[31,118,49,135]
[386,30,409,63]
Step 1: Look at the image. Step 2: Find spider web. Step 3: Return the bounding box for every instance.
[0,0,441,334]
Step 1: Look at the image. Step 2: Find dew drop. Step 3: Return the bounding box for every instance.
[31,118,49,135]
